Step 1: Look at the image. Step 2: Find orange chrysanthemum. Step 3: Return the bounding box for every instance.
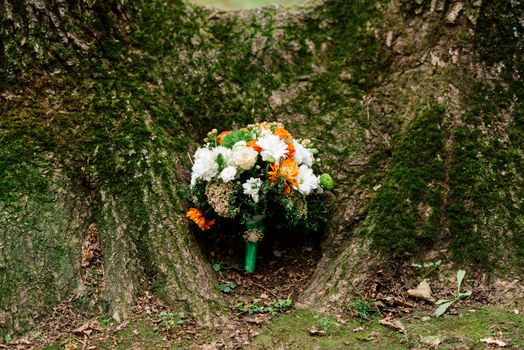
[247,140,262,153]
[285,142,296,158]
[186,208,216,231]
[274,127,293,142]
[268,158,299,195]
[279,158,299,187]
[217,130,231,145]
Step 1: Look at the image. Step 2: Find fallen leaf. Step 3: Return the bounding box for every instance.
[379,317,405,333]
[480,337,507,347]
[421,335,442,347]
[65,341,78,350]
[307,326,326,336]
[407,280,435,303]
[352,326,366,332]
[243,316,265,325]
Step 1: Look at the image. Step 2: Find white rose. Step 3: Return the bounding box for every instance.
[219,166,237,183]
[232,146,258,170]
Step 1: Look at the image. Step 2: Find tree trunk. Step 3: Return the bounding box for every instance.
[1,0,522,336]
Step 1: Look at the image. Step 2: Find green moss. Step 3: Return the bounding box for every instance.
[363,105,445,256]
[447,79,523,268]
[251,307,524,349]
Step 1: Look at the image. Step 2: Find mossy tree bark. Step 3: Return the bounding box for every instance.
[1,0,522,336]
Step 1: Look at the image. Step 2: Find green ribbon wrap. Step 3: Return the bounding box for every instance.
[244,215,265,273]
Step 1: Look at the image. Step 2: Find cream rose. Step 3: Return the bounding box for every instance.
[232,146,258,170]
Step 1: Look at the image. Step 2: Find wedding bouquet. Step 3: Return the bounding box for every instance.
[186,122,333,272]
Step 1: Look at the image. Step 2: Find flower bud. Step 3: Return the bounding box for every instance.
[319,173,334,190]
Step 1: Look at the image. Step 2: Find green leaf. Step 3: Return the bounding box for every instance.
[456,270,466,292]
[435,299,450,305]
[212,263,223,271]
[216,153,226,171]
[221,129,253,148]
[456,291,472,300]
[435,301,454,317]
[217,282,236,293]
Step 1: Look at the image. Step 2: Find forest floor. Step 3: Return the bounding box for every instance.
[5,244,523,349]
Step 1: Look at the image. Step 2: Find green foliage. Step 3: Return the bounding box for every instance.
[317,318,335,334]
[99,316,113,328]
[347,298,380,320]
[235,298,293,315]
[221,130,254,149]
[435,270,471,317]
[158,311,187,328]
[216,282,237,293]
[411,260,442,279]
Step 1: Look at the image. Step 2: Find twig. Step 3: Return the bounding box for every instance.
[250,281,279,298]
[82,334,88,350]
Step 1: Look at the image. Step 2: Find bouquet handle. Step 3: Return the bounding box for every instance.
[243,215,265,273]
[244,242,258,273]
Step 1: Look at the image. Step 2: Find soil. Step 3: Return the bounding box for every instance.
[3,227,522,349]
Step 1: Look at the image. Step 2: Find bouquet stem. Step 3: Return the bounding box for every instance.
[244,242,258,273]
[243,215,265,273]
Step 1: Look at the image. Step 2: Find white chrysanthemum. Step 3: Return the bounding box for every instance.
[232,145,258,170]
[191,148,219,186]
[293,139,314,167]
[213,146,233,165]
[297,165,319,195]
[257,134,288,164]
[219,166,237,183]
[242,177,263,203]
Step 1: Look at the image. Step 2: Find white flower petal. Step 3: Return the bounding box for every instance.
[257,134,288,165]
[297,165,319,195]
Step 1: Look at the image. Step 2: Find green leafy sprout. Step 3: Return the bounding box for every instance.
[435,269,472,317]
[411,260,442,279]
[347,298,381,320]
[217,282,237,293]
[236,298,293,315]
[158,311,187,329]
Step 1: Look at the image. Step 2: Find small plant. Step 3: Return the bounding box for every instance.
[273,298,293,310]
[158,311,187,328]
[235,298,292,315]
[217,282,237,293]
[411,260,442,278]
[318,318,334,333]
[212,263,243,272]
[435,269,472,317]
[99,315,112,327]
[347,298,380,320]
